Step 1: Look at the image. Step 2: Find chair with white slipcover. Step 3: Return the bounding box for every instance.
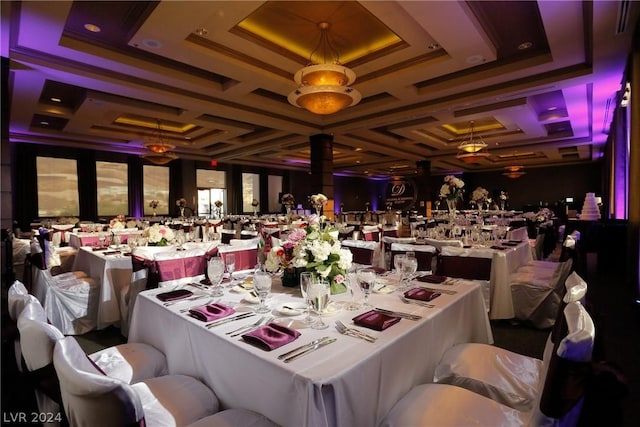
[53,336,219,427]
[433,272,588,411]
[341,239,379,267]
[380,300,595,427]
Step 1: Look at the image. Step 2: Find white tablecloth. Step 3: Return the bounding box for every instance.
[129,277,492,427]
[440,241,533,319]
[72,247,132,329]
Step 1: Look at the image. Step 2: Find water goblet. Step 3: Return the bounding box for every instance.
[207,257,225,297]
[343,269,362,311]
[308,279,330,330]
[225,253,236,279]
[253,270,272,314]
[401,256,418,290]
[98,233,107,249]
[299,271,315,324]
[357,268,377,308]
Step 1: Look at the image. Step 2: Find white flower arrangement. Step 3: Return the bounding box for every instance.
[109,215,126,230]
[471,186,489,203]
[142,223,175,246]
[265,223,352,294]
[439,175,465,200]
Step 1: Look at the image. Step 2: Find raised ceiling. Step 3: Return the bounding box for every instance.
[4,1,639,178]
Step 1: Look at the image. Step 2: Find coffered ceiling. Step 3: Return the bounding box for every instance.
[4,1,639,178]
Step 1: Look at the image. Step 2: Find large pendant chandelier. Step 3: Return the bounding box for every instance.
[502,165,526,178]
[288,22,361,115]
[456,120,490,164]
[141,119,178,165]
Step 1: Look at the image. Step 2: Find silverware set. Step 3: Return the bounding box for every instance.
[179,298,216,313]
[334,320,377,343]
[399,295,435,308]
[163,294,207,307]
[278,337,337,363]
[419,287,457,295]
[226,316,274,337]
[205,312,255,328]
[374,308,422,321]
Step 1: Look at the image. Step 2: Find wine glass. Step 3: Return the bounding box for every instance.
[207,257,225,297]
[98,233,107,249]
[357,268,377,308]
[253,269,272,314]
[225,253,236,279]
[343,268,362,311]
[299,271,315,324]
[308,279,330,329]
[175,230,185,250]
[401,256,418,290]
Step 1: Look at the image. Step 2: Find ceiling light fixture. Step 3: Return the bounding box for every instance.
[456,121,490,164]
[288,22,361,115]
[141,119,178,165]
[502,165,526,179]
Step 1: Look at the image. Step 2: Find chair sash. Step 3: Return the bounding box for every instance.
[155,255,206,286]
[436,254,492,280]
[218,247,258,272]
[390,243,436,272]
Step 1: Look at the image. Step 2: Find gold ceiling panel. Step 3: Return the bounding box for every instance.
[441,118,506,136]
[233,1,404,65]
[115,114,196,134]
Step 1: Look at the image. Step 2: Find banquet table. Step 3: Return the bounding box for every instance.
[68,229,143,249]
[440,240,533,320]
[72,247,133,329]
[129,274,493,427]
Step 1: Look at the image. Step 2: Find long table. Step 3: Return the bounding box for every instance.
[129,276,492,427]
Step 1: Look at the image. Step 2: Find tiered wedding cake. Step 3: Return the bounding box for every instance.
[580,192,601,220]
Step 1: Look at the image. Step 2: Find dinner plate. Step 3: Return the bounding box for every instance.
[276,302,307,316]
[319,301,341,316]
[373,278,395,294]
[241,294,272,304]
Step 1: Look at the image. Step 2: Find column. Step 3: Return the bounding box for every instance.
[309,134,333,198]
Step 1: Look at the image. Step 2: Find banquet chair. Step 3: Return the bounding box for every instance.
[433,272,588,411]
[7,280,37,373]
[510,257,574,329]
[390,243,437,272]
[380,300,595,427]
[53,336,219,427]
[506,226,529,241]
[436,246,493,309]
[119,256,153,338]
[240,229,258,239]
[218,244,258,273]
[341,240,379,267]
[520,230,580,273]
[154,248,208,288]
[220,229,236,244]
[186,409,279,427]
[361,225,381,242]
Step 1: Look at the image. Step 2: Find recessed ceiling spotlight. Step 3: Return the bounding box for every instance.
[518,41,533,50]
[142,39,163,49]
[50,97,62,103]
[466,54,485,64]
[40,121,49,125]
[83,23,101,33]
[195,28,208,36]
[547,106,557,111]
[427,43,440,50]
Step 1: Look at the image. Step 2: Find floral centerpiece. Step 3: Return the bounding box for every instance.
[499,191,508,210]
[471,186,489,210]
[149,200,159,216]
[109,214,126,230]
[142,223,175,246]
[176,197,187,217]
[281,193,295,212]
[264,218,352,294]
[251,198,259,215]
[439,175,465,214]
[310,193,328,215]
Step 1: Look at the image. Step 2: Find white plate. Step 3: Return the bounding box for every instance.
[241,294,271,305]
[229,284,253,294]
[276,302,307,316]
[373,278,395,294]
[319,301,341,316]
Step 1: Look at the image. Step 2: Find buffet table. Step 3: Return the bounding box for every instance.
[129,275,492,427]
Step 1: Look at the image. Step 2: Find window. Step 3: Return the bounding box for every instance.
[242,173,260,213]
[268,175,283,213]
[197,169,226,217]
[96,161,128,216]
[36,157,79,217]
[143,165,170,215]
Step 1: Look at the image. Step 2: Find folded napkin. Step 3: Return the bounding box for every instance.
[242,323,301,351]
[189,303,235,322]
[490,245,506,250]
[156,289,193,302]
[503,242,519,246]
[102,251,120,255]
[508,240,522,244]
[352,310,400,331]
[417,274,447,284]
[404,287,441,302]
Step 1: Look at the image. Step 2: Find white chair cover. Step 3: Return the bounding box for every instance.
[186,409,280,427]
[54,337,219,427]
[383,301,595,427]
[8,280,30,321]
[218,244,259,272]
[507,226,529,241]
[340,239,380,267]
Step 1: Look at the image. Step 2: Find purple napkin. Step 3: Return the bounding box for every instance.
[490,245,506,250]
[404,287,441,302]
[242,323,301,351]
[189,303,235,322]
[503,241,519,246]
[156,289,193,302]
[417,274,447,284]
[352,310,400,331]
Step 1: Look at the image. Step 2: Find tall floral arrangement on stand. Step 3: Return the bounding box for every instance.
[439,175,465,215]
[310,193,328,216]
[149,200,159,216]
[499,191,509,210]
[214,200,223,218]
[251,199,259,216]
[176,198,187,217]
[281,193,295,214]
[264,218,352,294]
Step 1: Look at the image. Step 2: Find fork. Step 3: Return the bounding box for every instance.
[179,298,216,313]
[399,295,435,308]
[228,316,274,337]
[163,295,205,307]
[335,320,377,343]
[226,316,265,335]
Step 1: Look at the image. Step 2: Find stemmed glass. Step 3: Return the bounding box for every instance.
[308,279,330,329]
[357,268,377,308]
[299,271,315,324]
[343,267,362,311]
[394,254,406,278]
[98,233,107,249]
[207,257,225,297]
[401,256,418,291]
[253,269,272,314]
[175,230,185,250]
[225,253,236,280]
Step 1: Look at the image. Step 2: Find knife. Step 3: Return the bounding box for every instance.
[419,286,457,295]
[277,336,331,360]
[205,312,255,328]
[283,338,337,363]
[374,308,422,321]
